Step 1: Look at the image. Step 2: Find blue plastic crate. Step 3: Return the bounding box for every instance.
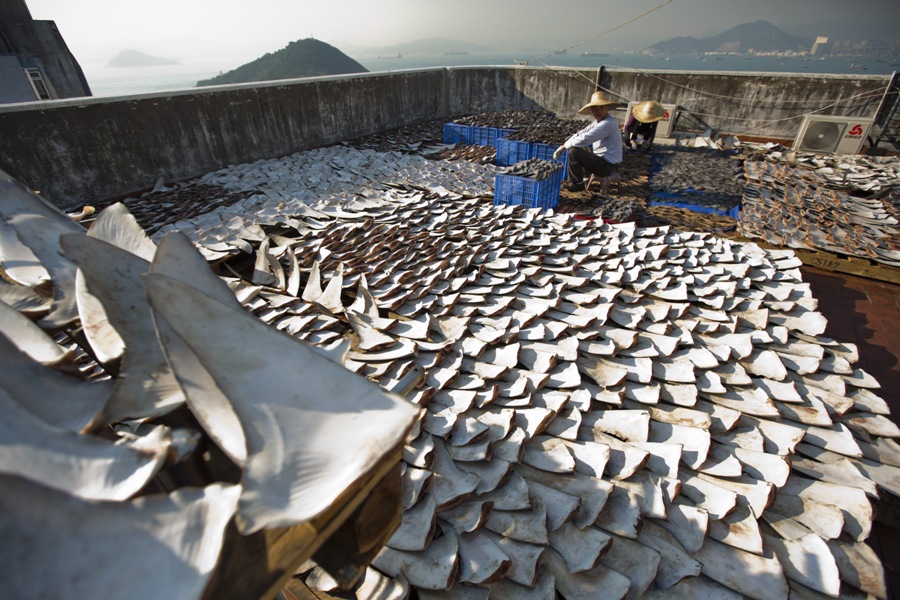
[443,123,473,145]
[493,168,563,211]
[471,126,516,148]
[496,138,531,166]
[530,142,568,173]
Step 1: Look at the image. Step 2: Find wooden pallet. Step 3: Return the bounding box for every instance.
[723,233,900,286]
[792,248,900,286]
[201,450,404,600]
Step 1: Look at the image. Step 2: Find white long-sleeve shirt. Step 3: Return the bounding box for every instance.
[563,114,623,164]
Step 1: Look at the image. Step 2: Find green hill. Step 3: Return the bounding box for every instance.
[647,20,811,54]
[197,39,368,87]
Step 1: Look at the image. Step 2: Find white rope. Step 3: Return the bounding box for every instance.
[505,0,893,140]
[517,0,675,67]
[730,97,888,138]
[643,72,886,107]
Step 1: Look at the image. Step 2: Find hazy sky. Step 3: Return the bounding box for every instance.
[23,0,900,67]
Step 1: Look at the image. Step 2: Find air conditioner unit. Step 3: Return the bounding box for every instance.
[625,102,680,138]
[792,115,873,154]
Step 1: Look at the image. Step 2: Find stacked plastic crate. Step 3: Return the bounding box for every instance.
[443,121,563,211]
[493,156,565,211]
[496,139,568,174]
[442,123,514,148]
[493,166,564,211]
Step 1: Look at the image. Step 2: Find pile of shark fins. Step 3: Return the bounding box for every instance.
[0,168,421,599]
[201,189,898,600]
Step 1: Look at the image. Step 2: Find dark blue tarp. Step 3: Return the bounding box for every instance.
[648,199,741,219]
[648,149,743,221]
[649,190,741,219]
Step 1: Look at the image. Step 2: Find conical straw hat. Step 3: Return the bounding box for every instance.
[632,100,666,123]
[577,91,620,115]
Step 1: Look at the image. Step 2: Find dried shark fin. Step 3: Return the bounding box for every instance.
[318,261,346,313]
[148,232,248,465]
[86,202,157,261]
[0,299,72,366]
[0,331,109,433]
[0,169,85,328]
[0,474,239,599]
[302,259,325,303]
[60,234,185,422]
[73,202,159,364]
[8,214,84,329]
[0,217,49,287]
[350,273,381,320]
[144,273,420,533]
[251,235,277,286]
[74,269,126,365]
[152,232,243,310]
[0,278,50,315]
[0,388,168,501]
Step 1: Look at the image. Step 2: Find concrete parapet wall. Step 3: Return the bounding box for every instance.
[601,68,890,140]
[0,70,446,208]
[0,66,891,208]
[444,66,599,118]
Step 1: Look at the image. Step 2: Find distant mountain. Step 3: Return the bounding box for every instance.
[334,35,655,57]
[647,20,812,54]
[197,39,367,87]
[782,21,900,44]
[108,50,179,68]
[647,36,706,54]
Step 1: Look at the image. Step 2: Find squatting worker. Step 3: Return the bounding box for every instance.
[552,91,622,193]
[624,100,666,151]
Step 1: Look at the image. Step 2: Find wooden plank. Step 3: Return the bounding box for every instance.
[281,579,343,600]
[311,462,403,590]
[792,248,900,285]
[722,232,900,285]
[201,445,405,600]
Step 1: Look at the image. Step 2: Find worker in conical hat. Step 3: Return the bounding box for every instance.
[552,90,623,192]
[624,100,666,151]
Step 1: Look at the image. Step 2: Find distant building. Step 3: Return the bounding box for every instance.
[0,0,91,104]
[828,39,900,59]
[810,36,830,56]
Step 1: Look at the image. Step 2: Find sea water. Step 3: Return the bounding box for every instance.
[80,53,897,98]
[81,60,234,98]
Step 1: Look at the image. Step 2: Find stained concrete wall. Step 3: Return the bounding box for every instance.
[0,70,446,208]
[445,67,892,138]
[599,68,892,140]
[0,66,891,209]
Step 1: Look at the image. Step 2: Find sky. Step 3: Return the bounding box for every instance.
[23,0,900,68]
